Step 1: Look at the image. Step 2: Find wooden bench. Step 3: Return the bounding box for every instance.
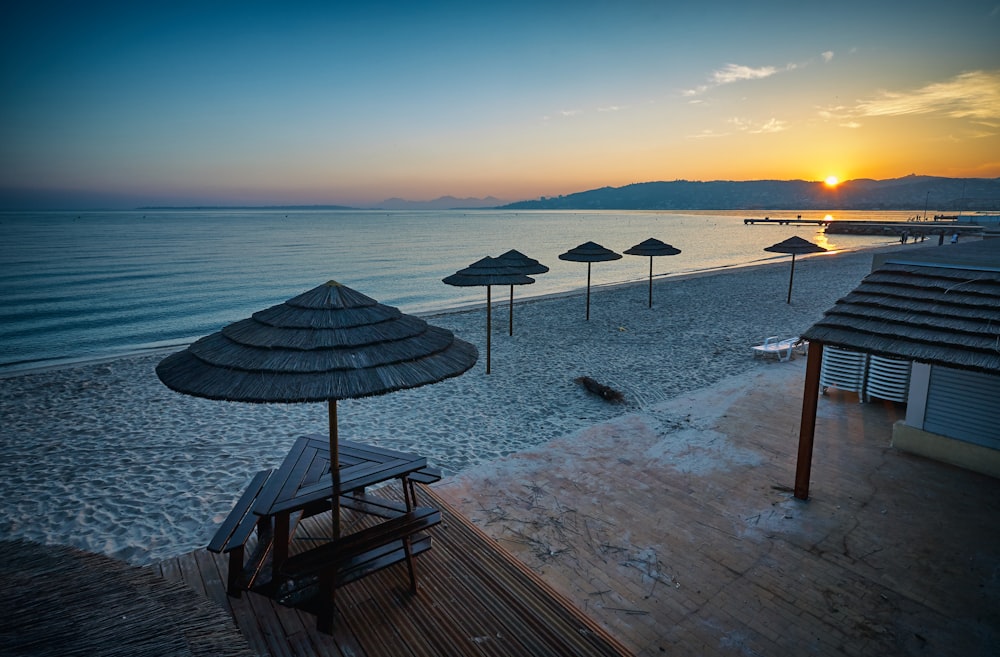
[279,506,442,634]
[339,490,409,519]
[404,466,442,508]
[207,469,273,597]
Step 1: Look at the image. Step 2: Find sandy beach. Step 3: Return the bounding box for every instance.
[0,243,910,565]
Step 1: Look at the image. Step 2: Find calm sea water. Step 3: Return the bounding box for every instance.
[0,209,906,373]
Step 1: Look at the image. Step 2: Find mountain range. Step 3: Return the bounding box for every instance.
[500,176,1000,211]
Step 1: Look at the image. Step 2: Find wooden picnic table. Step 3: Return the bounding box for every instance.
[209,434,437,598]
[252,435,429,573]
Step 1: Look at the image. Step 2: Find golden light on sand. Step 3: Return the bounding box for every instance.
[824,176,839,187]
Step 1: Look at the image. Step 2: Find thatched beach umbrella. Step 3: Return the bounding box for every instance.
[497,249,549,336]
[624,238,682,308]
[558,241,622,320]
[156,280,477,538]
[443,256,534,374]
[764,236,829,304]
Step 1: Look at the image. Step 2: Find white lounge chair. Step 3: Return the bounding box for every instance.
[751,336,802,362]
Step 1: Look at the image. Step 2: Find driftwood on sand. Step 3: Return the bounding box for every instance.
[575,376,625,403]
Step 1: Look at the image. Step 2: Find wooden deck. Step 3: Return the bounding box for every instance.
[151,484,631,657]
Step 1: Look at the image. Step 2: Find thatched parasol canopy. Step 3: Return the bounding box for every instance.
[764,236,828,304]
[156,280,477,536]
[624,238,682,307]
[443,256,534,373]
[558,241,622,320]
[497,249,549,336]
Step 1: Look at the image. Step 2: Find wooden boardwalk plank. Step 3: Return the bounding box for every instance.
[152,482,631,657]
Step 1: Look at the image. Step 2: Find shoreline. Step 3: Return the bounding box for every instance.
[0,240,897,379]
[0,241,923,565]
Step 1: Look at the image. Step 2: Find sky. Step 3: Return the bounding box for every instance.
[2,1,999,209]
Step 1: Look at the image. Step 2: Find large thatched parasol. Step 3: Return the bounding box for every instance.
[764,236,829,304]
[443,256,534,374]
[558,241,622,320]
[624,238,682,308]
[156,280,477,537]
[496,249,549,336]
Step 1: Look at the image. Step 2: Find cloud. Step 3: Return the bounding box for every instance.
[854,70,1000,121]
[686,129,727,140]
[683,60,811,96]
[712,64,777,85]
[597,105,625,112]
[728,117,788,134]
[822,51,834,63]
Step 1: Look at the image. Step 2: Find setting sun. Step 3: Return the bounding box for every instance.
[824,176,840,187]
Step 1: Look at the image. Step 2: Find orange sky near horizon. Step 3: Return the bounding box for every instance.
[1,2,998,209]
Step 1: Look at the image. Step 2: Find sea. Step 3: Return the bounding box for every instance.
[0,208,912,374]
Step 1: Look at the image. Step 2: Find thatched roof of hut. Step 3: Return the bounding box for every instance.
[801,240,1000,375]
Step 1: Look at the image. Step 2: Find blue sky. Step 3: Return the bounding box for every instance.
[2,1,998,208]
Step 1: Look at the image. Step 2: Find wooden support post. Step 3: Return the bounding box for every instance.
[486,285,492,374]
[794,341,823,499]
[585,263,592,320]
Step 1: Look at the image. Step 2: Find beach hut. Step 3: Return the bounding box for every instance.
[792,239,1000,499]
[443,256,534,374]
[496,249,549,335]
[155,280,477,537]
[623,238,681,308]
[764,236,828,304]
[558,241,622,320]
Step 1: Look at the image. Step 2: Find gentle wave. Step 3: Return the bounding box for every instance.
[0,209,900,372]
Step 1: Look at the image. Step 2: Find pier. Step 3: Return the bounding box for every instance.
[825,220,984,237]
[744,216,831,226]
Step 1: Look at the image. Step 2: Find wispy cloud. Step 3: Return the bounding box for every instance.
[854,70,1000,121]
[543,108,583,121]
[712,64,777,85]
[822,51,834,63]
[728,117,788,134]
[682,59,819,96]
[686,129,728,140]
[683,63,777,96]
[597,105,625,112]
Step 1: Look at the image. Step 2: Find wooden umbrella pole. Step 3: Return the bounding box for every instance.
[328,399,341,538]
[586,263,592,320]
[486,285,492,374]
[648,256,653,308]
[787,254,796,304]
[509,285,514,336]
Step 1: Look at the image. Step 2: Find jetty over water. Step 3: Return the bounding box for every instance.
[825,220,985,236]
[744,216,830,226]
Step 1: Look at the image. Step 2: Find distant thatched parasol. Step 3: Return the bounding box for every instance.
[443,256,534,374]
[496,249,549,336]
[624,238,682,308]
[156,280,477,537]
[764,236,828,304]
[558,241,622,320]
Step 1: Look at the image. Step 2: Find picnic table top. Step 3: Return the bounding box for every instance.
[253,435,427,517]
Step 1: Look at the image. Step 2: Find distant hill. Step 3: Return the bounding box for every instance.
[500,176,1000,211]
[137,204,358,211]
[371,195,508,210]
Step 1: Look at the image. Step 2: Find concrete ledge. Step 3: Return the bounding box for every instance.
[892,421,1000,479]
